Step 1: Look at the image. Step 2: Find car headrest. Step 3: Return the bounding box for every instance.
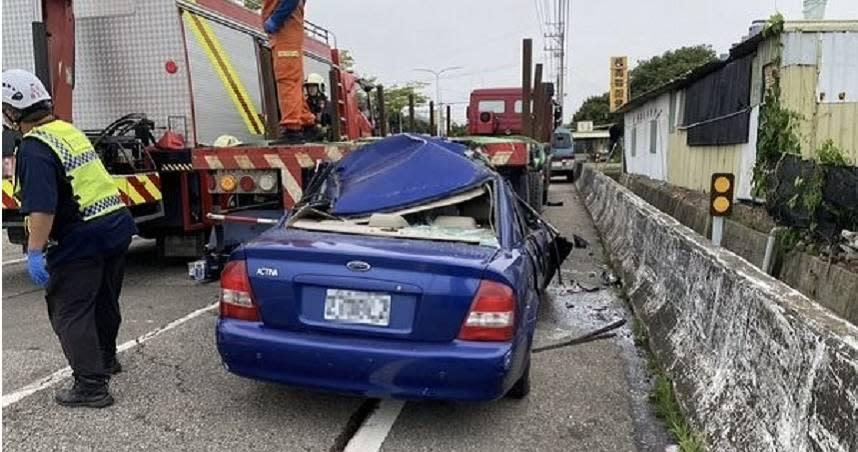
[368,213,409,229]
[434,216,478,229]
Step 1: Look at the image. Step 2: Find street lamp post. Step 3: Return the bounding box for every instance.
[414,66,462,136]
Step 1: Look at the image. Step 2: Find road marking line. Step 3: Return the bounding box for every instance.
[3,237,148,267]
[343,400,406,452]
[1,302,218,408]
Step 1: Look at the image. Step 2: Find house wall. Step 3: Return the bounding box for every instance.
[779,31,858,163]
[666,130,745,195]
[623,26,857,199]
[623,93,670,181]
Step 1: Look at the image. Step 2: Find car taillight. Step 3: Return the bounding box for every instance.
[458,280,515,341]
[219,260,260,321]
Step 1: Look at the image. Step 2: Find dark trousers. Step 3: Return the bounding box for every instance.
[45,245,129,381]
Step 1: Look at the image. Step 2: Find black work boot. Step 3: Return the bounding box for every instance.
[55,377,114,408]
[302,125,325,143]
[104,355,122,375]
[275,128,306,144]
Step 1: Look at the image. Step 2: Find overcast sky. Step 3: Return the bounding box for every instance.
[306,0,858,124]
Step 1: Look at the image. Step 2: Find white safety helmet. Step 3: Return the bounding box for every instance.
[2,69,51,111]
[303,73,326,96]
[213,135,242,147]
[2,69,52,129]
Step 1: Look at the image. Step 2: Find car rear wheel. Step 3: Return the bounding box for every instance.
[507,358,531,399]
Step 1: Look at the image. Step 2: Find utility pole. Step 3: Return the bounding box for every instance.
[522,39,533,139]
[414,66,462,136]
[538,0,570,119]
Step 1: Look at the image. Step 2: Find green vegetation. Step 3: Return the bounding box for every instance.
[762,13,785,38]
[630,312,704,451]
[632,316,648,347]
[778,227,803,255]
[629,45,718,98]
[816,139,851,166]
[649,362,705,452]
[572,92,613,126]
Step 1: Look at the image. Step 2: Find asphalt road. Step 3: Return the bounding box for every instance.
[2,182,670,452]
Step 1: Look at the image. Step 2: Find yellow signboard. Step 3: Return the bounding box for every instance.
[609,56,629,113]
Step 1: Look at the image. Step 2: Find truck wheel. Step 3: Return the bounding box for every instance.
[507,358,531,399]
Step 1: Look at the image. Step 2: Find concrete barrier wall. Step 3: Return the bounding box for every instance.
[618,173,858,327]
[576,165,858,452]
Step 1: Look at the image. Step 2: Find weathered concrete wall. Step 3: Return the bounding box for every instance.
[577,165,858,452]
[618,173,858,327]
[781,252,858,327]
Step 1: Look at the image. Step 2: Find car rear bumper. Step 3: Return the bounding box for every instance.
[217,319,519,401]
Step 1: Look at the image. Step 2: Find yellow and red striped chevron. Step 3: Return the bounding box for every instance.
[113,173,163,206]
[2,178,19,209]
[1,174,162,211]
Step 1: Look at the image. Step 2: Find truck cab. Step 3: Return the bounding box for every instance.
[466,88,524,136]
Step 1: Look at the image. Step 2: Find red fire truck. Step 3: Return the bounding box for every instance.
[2,0,371,259]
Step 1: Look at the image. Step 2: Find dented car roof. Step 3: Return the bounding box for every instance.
[322,135,496,217]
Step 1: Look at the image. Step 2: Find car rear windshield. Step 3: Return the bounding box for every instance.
[288,185,500,248]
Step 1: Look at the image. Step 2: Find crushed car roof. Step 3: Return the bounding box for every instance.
[325,134,496,217]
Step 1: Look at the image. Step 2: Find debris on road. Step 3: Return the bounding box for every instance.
[533,319,627,353]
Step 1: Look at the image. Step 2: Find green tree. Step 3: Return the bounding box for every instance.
[339,50,356,72]
[378,83,430,133]
[572,92,616,126]
[629,44,717,97]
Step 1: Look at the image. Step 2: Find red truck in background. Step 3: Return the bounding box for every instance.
[460,86,560,211]
[466,87,557,140]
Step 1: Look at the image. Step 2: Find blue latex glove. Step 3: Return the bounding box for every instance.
[26,250,50,288]
[264,17,277,34]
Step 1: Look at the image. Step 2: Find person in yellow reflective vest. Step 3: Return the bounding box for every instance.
[2,69,137,408]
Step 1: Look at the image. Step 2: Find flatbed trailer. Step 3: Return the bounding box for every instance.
[452,136,550,212]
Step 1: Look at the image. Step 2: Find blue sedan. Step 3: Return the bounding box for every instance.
[216,135,570,401]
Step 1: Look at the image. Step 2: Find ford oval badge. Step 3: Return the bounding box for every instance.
[346,261,371,272]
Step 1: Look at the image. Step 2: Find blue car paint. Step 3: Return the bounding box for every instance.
[216,138,554,401]
[328,135,497,217]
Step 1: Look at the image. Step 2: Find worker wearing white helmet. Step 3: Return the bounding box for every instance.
[303,73,331,134]
[2,69,137,408]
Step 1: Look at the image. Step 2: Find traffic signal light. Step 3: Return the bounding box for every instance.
[710,173,735,216]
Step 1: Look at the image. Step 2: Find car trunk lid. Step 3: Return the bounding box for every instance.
[244,229,499,342]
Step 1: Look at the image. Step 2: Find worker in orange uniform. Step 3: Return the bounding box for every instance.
[263,0,321,142]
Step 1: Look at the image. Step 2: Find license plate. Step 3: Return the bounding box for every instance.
[324,289,391,326]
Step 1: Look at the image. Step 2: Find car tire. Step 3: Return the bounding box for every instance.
[507,358,531,399]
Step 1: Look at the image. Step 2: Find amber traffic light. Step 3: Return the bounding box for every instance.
[710,173,734,216]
